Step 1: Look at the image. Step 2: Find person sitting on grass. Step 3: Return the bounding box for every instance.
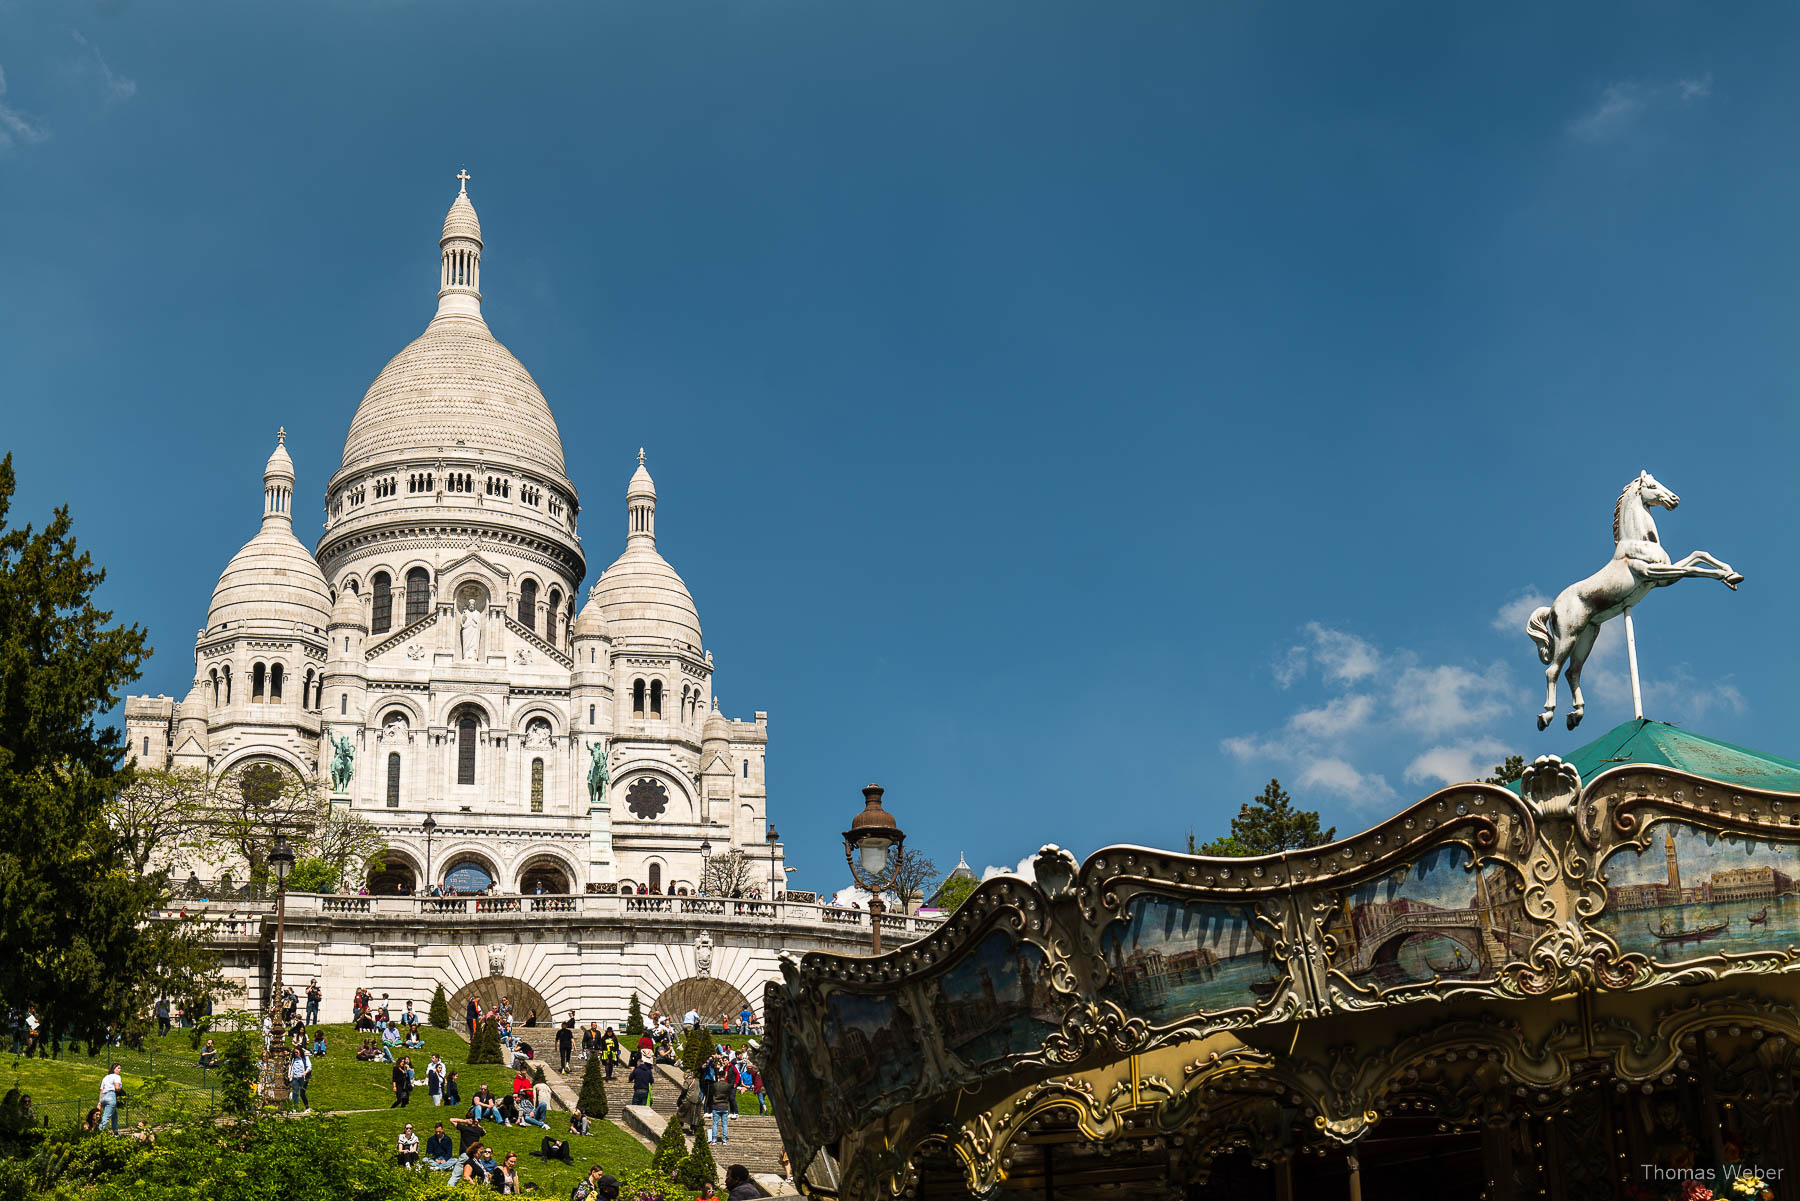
[469,1084,503,1124]
[496,1090,521,1127]
[355,1039,377,1061]
[512,1068,533,1097]
[403,1026,424,1050]
[81,1107,101,1133]
[197,1039,218,1070]
[443,1069,461,1110]
[492,1150,522,1195]
[568,1108,591,1136]
[517,1083,549,1129]
[380,1022,402,1060]
[311,1028,327,1056]
[423,1122,456,1170]
[570,1166,606,1201]
[459,1143,491,1186]
[450,1115,484,1156]
[529,1135,573,1165]
[396,1122,419,1168]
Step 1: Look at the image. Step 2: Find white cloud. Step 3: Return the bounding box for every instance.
[1272,644,1309,688]
[1493,589,1549,636]
[1288,694,1375,739]
[1298,758,1395,807]
[1391,662,1512,737]
[71,31,136,102]
[1570,75,1712,143]
[1404,740,1513,788]
[1309,623,1380,684]
[979,854,1037,882]
[0,67,51,151]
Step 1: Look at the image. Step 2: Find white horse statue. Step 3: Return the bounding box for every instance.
[1527,470,1742,731]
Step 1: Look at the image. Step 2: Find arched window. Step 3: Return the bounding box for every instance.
[648,862,662,893]
[589,648,595,664]
[210,669,219,707]
[301,669,312,709]
[269,663,283,703]
[680,685,690,719]
[405,567,430,625]
[632,680,645,719]
[371,572,393,635]
[588,704,595,724]
[221,664,231,704]
[251,662,266,702]
[546,588,562,646]
[340,693,348,715]
[531,759,544,813]
[743,760,749,778]
[457,713,478,785]
[386,752,401,808]
[650,680,663,719]
[518,579,537,632]
[347,578,359,596]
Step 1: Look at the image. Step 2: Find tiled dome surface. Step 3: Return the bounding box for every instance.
[589,543,702,651]
[208,522,331,633]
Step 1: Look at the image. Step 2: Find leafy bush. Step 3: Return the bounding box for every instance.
[577,1052,609,1119]
[650,1113,687,1175]
[677,1124,717,1189]
[219,1031,258,1118]
[429,984,450,1029]
[625,993,644,1037]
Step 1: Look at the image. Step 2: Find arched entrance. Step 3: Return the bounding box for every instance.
[447,975,554,1032]
[367,854,418,895]
[652,977,751,1024]
[517,855,572,895]
[442,855,497,894]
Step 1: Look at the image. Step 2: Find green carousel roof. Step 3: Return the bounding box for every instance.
[1517,718,1800,795]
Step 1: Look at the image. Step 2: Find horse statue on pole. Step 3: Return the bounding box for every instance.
[1527,470,1742,731]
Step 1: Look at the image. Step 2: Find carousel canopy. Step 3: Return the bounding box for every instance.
[760,725,1800,1200]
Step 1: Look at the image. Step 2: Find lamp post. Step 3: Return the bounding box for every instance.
[265,831,295,1105]
[766,825,780,924]
[843,784,905,956]
[699,836,712,896]
[422,814,438,895]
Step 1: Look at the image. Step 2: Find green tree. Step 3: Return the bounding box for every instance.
[929,872,979,914]
[468,1016,503,1064]
[428,984,450,1029]
[141,918,227,1047]
[1485,755,1526,786]
[883,847,938,915]
[1190,779,1336,857]
[651,1112,687,1175]
[285,857,337,893]
[680,1028,708,1078]
[577,1051,609,1119]
[106,765,209,876]
[0,453,162,1053]
[625,993,644,1037]
[678,1124,718,1188]
[218,1030,259,1119]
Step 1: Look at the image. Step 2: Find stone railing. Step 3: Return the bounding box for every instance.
[160,892,947,940]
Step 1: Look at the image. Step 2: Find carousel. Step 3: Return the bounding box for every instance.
[760,474,1796,1200]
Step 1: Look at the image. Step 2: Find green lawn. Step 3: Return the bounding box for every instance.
[2,1026,230,1125]
[330,1107,653,1195]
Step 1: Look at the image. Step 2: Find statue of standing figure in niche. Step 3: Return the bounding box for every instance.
[460,598,482,660]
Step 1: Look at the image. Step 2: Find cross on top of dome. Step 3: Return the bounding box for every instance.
[457,168,470,194]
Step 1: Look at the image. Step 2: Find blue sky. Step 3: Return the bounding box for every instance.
[3,2,1798,895]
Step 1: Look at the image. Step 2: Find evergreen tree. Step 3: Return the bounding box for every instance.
[1485,755,1526,786]
[577,1052,609,1119]
[650,1113,687,1175]
[678,1125,718,1188]
[531,1063,546,1085]
[624,993,644,1037]
[428,984,450,1029]
[680,1028,708,1078]
[0,454,163,1051]
[1190,779,1335,857]
[468,1016,502,1064]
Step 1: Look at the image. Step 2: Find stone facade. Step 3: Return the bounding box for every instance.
[126,180,782,899]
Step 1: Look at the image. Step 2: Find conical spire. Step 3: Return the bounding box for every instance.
[437,171,483,318]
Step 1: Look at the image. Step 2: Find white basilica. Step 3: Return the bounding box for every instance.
[126,179,783,898]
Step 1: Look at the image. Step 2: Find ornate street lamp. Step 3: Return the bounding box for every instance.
[843,785,905,956]
[422,814,438,895]
[699,837,712,895]
[766,825,780,904]
[264,831,295,1105]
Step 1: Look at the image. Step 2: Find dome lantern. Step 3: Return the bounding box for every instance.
[263,427,295,524]
[437,169,483,319]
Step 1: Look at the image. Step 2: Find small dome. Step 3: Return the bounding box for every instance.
[208,522,331,633]
[627,448,656,500]
[572,597,607,639]
[265,430,295,481]
[588,544,701,650]
[703,700,731,743]
[441,190,481,244]
[329,587,366,629]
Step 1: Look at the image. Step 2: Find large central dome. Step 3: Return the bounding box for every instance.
[338,183,569,480]
[340,315,567,477]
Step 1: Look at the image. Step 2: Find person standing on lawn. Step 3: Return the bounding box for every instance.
[98,1063,123,1135]
[289,1045,312,1112]
[426,1054,445,1105]
[305,980,321,1025]
[391,1055,414,1107]
[466,993,481,1035]
[557,1010,576,1072]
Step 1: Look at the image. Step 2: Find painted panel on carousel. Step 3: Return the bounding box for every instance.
[928,928,1062,1066]
[821,990,922,1105]
[1598,822,1800,964]
[1098,895,1274,1023]
[1325,845,1533,993]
